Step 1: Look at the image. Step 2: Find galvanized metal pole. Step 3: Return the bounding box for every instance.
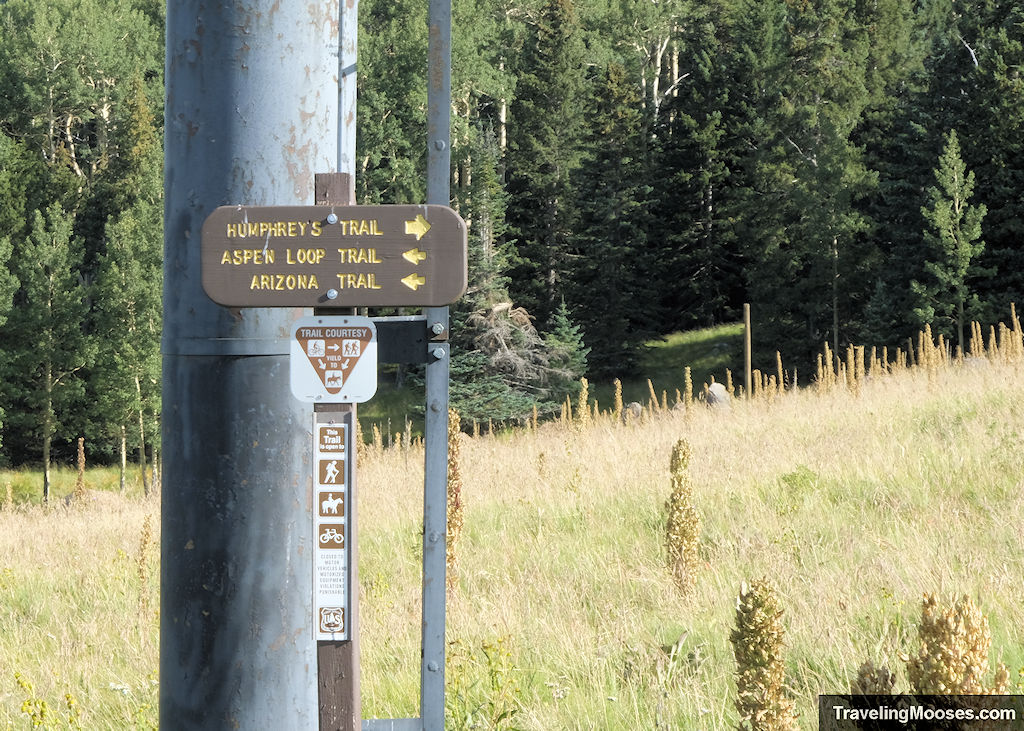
[338,0,359,202]
[162,3,338,728]
[422,0,452,727]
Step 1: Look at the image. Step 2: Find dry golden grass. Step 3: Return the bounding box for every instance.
[0,489,159,728]
[358,356,1024,728]
[2,330,1023,729]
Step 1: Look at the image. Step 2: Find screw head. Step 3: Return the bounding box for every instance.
[326,213,339,224]
[431,322,446,335]
[431,346,446,360]
[326,289,339,300]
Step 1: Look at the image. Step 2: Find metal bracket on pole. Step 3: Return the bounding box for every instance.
[372,316,452,365]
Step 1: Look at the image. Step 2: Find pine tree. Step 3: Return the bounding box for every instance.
[80,65,163,480]
[741,0,875,370]
[848,0,929,347]
[449,126,542,424]
[504,0,588,325]
[911,129,987,350]
[542,299,589,404]
[957,4,1024,320]
[0,232,14,460]
[0,135,38,244]
[454,126,511,311]
[568,63,657,376]
[356,0,428,204]
[652,1,745,332]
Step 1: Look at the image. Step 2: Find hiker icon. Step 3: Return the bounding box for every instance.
[322,460,341,484]
[342,339,361,357]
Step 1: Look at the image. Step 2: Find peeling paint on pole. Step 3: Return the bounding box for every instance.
[162,1,339,727]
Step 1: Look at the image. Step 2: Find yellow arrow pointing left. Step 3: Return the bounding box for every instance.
[403,248,428,265]
[401,273,426,291]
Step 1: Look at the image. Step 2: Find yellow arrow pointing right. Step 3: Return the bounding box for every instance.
[404,214,431,241]
[401,273,426,291]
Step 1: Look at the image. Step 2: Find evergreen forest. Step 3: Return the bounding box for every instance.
[0,0,1022,471]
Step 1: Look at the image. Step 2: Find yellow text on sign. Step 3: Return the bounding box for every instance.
[226,221,323,238]
[249,274,321,291]
[221,249,275,265]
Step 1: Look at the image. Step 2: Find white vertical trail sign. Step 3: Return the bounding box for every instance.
[313,418,351,640]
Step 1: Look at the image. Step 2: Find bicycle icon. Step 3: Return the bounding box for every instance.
[319,527,345,546]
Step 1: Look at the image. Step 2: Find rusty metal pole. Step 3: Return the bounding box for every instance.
[161,2,338,727]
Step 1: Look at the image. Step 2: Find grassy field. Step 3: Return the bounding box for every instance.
[0,475,158,729]
[2,330,1023,729]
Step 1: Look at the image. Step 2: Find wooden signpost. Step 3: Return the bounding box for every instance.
[313,418,352,643]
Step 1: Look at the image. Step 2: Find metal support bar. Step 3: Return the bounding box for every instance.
[422,0,452,727]
[420,304,449,731]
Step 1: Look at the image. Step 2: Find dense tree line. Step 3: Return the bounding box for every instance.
[1,0,1022,470]
[0,0,162,487]
[361,0,1022,399]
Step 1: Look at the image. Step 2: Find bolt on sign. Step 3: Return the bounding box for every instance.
[314,418,350,641]
[200,204,468,307]
[290,316,377,403]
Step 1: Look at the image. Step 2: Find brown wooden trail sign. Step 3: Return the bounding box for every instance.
[201,204,468,308]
